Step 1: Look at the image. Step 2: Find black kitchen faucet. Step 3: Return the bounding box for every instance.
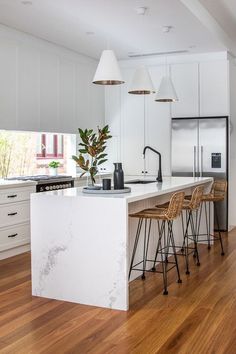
[143,146,163,183]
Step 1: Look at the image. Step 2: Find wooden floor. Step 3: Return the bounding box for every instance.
[0,230,236,354]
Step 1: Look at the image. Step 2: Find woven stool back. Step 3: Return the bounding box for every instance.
[211,180,227,198]
[188,185,204,210]
[166,191,185,220]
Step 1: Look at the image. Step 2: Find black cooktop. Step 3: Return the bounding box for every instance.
[6,175,73,182]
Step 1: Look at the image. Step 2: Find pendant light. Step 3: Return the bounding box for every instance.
[155,57,178,102]
[128,66,155,95]
[93,49,124,85]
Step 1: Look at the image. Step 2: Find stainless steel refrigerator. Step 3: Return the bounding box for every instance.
[171,117,228,231]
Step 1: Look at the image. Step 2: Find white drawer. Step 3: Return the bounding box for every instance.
[0,201,30,228]
[0,223,30,251]
[0,187,35,205]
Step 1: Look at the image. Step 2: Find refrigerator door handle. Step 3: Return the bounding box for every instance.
[200,145,203,177]
[193,146,197,177]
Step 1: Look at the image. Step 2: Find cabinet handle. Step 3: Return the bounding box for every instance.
[7,194,17,198]
[8,212,17,216]
[8,233,18,238]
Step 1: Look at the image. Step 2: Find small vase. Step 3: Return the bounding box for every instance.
[86,173,100,190]
[113,162,124,190]
[49,168,57,176]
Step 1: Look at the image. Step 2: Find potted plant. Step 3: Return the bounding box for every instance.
[72,125,111,188]
[48,161,60,176]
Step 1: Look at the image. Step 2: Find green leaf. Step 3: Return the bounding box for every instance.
[97,153,107,160]
[97,159,107,165]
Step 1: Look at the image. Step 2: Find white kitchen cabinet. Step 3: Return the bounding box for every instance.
[199,61,229,117]
[18,46,40,131]
[0,40,17,130]
[171,62,199,118]
[0,26,104,134]
[145,66,171,177]
[120,66,172,177]
[40,52,60,132]
[0,184,36,259]
[121,68,146,176]
[105,86,121,170]
[59,59,76,133]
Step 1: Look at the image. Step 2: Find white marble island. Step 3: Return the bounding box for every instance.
[31,177,213,311]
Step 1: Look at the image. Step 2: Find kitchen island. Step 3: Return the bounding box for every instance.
[31,176,213,311]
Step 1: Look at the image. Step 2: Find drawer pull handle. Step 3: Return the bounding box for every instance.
[8,233,18,238]
[8,212,17,216]
[7,195,17,198]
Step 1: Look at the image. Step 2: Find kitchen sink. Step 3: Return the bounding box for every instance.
[125,180,157,184]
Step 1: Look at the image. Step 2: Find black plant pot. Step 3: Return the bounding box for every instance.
[113,162,124,190]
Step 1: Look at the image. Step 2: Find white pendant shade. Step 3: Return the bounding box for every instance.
[93,49,124,85]
[128,67,155,95]
[155,76,178,102]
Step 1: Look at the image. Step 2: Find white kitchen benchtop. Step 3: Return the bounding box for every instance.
[0,179,37,189]
[34,176,213,203]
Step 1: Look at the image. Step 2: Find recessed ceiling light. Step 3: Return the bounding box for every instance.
[86,31,95,36]
[162,26,173,33]
[21,0,32,5]
[135,7,148,15]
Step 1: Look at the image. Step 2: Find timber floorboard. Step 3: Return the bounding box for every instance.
[0,229,236,353]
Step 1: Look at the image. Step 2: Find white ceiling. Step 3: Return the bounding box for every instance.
[0,0,226,59]
[200,0,236,44]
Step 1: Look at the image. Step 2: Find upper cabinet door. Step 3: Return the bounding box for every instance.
[40,52,60,132]
[18,47,40,131]
[121,68,145,176]
[171,62,199,118]
[0,41,17,130]
[199,61,229,117]
[146,66,171,176]
[59,59,76,133]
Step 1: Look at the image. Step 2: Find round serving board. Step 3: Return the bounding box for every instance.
[82,186,131,194]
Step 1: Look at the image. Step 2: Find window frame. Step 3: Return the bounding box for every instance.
[36,134,64,159]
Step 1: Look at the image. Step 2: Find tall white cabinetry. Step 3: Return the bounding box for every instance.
[171,60,229,118]
[199,61,229,117]
[171,63,199,118]
[0,26,104,134]
[107,66,172,177]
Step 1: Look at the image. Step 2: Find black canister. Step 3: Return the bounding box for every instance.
[102,178,111,190]
[113,162,124,190]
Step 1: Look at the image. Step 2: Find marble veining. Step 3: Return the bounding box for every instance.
[31,177,213,310]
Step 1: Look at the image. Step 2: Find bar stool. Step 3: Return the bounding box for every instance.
[180,185,204,275]
[156,185,204,275]
[198,180,227,256]
[129,191,185,295]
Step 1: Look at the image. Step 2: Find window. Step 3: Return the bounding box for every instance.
[37,133,64,159]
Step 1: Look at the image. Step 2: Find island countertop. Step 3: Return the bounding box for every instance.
[31,176,213,311]
[33,176,213,203]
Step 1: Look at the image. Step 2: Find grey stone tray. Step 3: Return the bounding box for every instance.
[82,186,131,194]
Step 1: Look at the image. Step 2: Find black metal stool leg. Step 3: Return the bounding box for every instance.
[215,202,225,256]
[141,219,147,279]
[129,218,143,279]
[185,210,191,275]
[168,220,182,283]
[161,220,168,295]
[152,220,164,270]
[190,211,200,266]
[180,211,186,253]
[142,219,152,279]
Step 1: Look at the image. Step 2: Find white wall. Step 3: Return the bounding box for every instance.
[0,24,105,134]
